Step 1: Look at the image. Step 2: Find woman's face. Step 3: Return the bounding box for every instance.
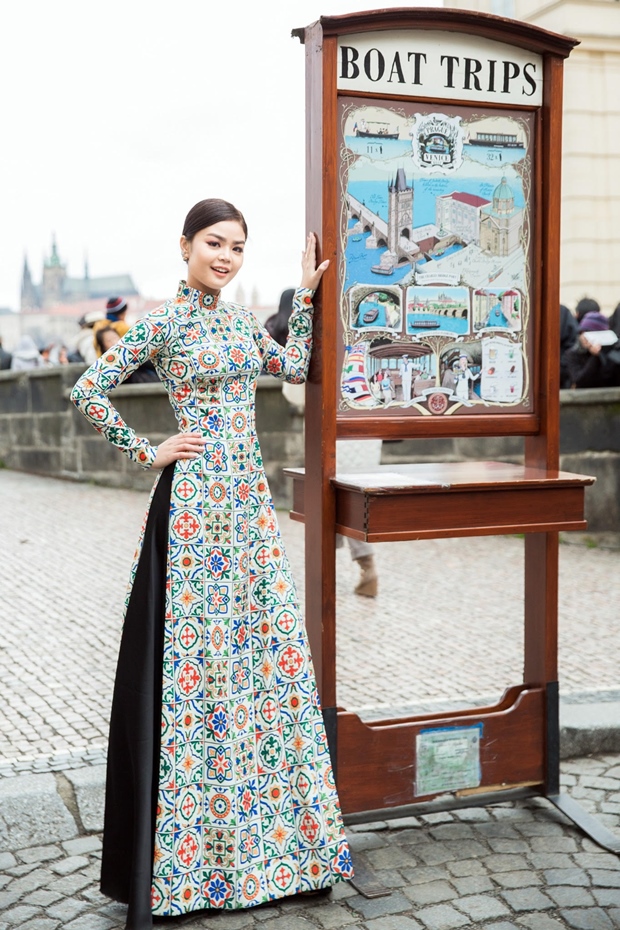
[101,329,120,351]
[181,220,246,296]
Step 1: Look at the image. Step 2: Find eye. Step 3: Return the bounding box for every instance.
[234,246,245,254]
[207,240,220,248]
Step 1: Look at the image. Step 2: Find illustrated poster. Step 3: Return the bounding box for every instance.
[338,98,535,418]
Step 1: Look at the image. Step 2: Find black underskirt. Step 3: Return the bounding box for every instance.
[100,463,174,930]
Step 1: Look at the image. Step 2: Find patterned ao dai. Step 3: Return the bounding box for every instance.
[71,282,352,923]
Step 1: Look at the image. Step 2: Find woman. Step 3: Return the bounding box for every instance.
[71,199,352,929]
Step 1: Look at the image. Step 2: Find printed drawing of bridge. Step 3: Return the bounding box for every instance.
[347,194,389,247]
[345,169,423,276]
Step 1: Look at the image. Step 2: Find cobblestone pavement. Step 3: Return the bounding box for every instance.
[1,755,620,929]
[1,470,619,770]
[2,470,620,928]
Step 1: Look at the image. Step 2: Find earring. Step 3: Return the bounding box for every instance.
[182,253,189,261]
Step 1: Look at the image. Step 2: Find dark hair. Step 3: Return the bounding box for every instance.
[575,297,600,323]
[182,199,248,242]
[264,288,295,347]
[95,325,119,354]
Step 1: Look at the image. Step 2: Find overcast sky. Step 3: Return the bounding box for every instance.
[0,0,443,312]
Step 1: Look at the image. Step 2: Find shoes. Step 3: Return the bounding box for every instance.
[354,555,378,598]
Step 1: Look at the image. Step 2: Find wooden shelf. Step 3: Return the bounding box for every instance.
[285,461,595,542]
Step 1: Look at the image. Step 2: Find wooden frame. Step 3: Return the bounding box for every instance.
[293,9,617,853]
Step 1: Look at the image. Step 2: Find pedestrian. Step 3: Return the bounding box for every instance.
[608,301,620,340]
[264,287,295,345]
[95,326,159,384]
[574,296,601,324]
[0,337,12,370]
[69,310,105,364]
[560,303,578,389]
[70,199,352,929]
[10,335,43,370]
[93,296,131,356]
[566,310,620,389]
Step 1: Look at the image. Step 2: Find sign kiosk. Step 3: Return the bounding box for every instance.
[288,7,620,877]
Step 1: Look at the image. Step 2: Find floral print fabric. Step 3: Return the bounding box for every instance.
[71,283,352,917]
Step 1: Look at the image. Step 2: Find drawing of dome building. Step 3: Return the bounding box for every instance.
[479,177,523,257]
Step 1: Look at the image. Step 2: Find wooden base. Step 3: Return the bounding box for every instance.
[335,685,544,814]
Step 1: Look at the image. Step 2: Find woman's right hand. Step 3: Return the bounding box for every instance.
[151,433,207,469]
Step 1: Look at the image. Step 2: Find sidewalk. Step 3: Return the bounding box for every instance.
[1,754,620,929]
[1,469,619,929]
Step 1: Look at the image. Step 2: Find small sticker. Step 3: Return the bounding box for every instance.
[416,723,482,796]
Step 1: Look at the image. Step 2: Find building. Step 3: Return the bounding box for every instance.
[479,177,524,257]
[436,191,491,244]
[21,237,138,312]
[387,168,414,253]
[444,0,620,312]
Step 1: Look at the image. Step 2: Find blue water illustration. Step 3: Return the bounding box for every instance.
[348,176,524,230]
[406,313,469,335]
[484,303,511,328]
[356,298,387,328]
[345,231,412,290]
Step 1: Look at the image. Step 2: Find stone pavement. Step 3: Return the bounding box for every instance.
[1,754,620,929]
[1,469,620,928]
[0,470,619,774]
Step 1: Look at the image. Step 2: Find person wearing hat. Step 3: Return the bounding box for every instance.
[566,310,620,389]
[93,297,131,357]
[67,309,106,363]
[454,351,479,402]
[399,352,413,402]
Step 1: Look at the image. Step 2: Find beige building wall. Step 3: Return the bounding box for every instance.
[444,0,620,314]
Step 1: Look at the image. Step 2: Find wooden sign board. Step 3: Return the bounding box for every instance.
[293,11,611,857]
[296,8,576,440]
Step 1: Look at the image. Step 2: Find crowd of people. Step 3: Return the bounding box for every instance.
[0,297,157,382]
[2,293,620,394]
[560,297,620,389]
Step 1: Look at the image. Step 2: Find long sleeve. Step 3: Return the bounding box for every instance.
[70,310,172,468]
[252,287,314,384]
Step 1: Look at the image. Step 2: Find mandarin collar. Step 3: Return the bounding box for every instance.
[177,280,220,311]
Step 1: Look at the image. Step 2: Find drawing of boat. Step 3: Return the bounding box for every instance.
[351,235,362,242]
[410,319,440,329]
[354,119,399,140]
[469,132,524,148]
[370,265,394,275]
[489,267,504,282]
[362,307,379,324]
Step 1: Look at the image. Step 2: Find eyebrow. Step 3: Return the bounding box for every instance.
[206,233,246,245]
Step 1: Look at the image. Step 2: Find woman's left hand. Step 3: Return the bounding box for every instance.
[300,232,329,291]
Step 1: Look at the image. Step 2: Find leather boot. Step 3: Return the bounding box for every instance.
[354,555,378,598]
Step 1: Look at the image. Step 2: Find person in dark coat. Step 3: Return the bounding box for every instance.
[608,302,620,340]
[566,311,620,389]
[560,304,578,389]
[574,297,601,324]
[0,337,12,370]
[263,288,295,346]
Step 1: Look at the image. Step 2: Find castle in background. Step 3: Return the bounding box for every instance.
[21,237,138,312]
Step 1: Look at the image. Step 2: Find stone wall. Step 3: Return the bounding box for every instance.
[0,366,618,529]
[0,365,304,507]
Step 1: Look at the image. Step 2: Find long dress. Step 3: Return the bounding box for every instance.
[70,281,353,927]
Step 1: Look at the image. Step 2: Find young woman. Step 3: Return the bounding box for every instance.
[71,199,352,929]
